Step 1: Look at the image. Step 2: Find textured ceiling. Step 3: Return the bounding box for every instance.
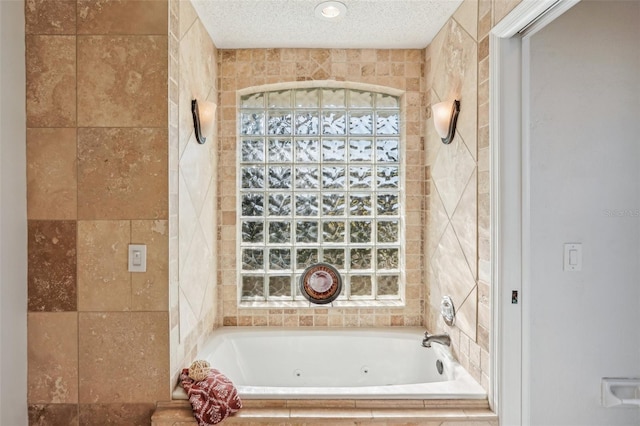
[190,0,463,49]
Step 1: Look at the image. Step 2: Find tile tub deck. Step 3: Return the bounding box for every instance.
[151,398,498,425]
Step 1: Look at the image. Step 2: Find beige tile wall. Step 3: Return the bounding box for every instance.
[425,0,522,396]
[216,48,427,328]
[24,1,527,422]
[26,0,171,423]
[425,0,480,361]
[168,0,220,387]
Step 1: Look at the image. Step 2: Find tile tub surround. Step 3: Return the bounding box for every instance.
[217,48,427,328]
[188,0,526,401]
[168,0,220,390]
[424,0,523,396]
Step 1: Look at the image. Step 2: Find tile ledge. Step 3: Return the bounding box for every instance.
[151,401,497,425]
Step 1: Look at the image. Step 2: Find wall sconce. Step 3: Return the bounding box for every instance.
[191,99,216,145]
[432,100,460,145]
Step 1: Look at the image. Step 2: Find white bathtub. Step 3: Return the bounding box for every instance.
[173,327,486,400]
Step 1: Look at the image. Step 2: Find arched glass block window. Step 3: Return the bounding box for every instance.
[238,85,403,304]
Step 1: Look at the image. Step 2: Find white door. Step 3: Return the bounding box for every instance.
[493,0,640,424]
[524,1,640,425]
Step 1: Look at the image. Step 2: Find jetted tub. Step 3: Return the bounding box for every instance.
[173,327,486,400]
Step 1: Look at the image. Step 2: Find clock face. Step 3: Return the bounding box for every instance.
[299,263,342,304]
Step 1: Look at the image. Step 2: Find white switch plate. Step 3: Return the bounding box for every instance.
[128,244,147,273]
[563,243,582,271]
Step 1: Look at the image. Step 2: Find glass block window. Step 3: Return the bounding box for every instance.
[239,87,402,303]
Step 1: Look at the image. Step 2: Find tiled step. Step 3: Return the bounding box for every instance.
[152,400,498,425]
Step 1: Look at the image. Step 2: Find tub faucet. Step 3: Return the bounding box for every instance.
[422,332,451,348]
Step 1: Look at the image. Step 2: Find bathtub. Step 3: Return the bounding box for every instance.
[173,327,486,400]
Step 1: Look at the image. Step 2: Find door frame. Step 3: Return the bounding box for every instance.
[489,1,580,424]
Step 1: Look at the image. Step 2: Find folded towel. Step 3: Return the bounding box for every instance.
[180,368,242,425]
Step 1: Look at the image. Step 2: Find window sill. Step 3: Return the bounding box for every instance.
[238,299,405,309]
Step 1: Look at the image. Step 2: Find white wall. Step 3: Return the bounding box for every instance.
[527,1,640,425]
[0,0,28,424]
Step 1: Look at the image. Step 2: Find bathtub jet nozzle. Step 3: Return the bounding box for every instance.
[422,332,451,348]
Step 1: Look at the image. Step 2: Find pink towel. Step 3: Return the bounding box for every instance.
[180,368,242,425]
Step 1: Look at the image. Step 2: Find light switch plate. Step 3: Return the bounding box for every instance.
[563,243,582,271]
[128,244,147,273]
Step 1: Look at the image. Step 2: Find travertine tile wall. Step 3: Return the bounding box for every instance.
[425,0,481,388]
[216,48,427,328]
[26,0,170,423]
[169,0,219,387]
[425,0,522,395]
[24,1,524,421]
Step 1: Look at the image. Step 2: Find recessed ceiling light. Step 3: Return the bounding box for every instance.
[315,1,347,20]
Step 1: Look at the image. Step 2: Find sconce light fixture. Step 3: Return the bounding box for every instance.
[432,100,460,145]
[191,99,216,145]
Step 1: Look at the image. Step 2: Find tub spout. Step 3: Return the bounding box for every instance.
[422,332,451,348]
